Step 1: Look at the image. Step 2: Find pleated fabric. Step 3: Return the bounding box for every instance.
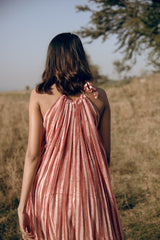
[26,83,124,240]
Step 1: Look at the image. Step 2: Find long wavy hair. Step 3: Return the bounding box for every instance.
[36,33,93,95]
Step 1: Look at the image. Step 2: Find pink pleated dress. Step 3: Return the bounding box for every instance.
[26,82,124,240]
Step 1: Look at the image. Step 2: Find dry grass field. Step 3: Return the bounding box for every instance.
[0,74,160,239]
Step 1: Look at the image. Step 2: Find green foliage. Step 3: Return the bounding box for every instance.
[25,85,30,91]
[76,0,160,67]
[87,54,110,83]
[113,60,131,80]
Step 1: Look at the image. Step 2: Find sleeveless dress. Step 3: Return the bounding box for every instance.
[26,82,124,240]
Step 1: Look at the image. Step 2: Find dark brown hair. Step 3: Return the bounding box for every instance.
[36,33,93,95]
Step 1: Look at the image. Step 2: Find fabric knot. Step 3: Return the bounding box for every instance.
[84,81,99,99]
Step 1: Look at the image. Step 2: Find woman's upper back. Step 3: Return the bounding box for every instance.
[28,82,111,164]
[33,83,109,121]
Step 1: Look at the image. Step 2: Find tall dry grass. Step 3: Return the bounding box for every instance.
[0,91,29,239]
[107,74,160,239]
[0,74,160,239]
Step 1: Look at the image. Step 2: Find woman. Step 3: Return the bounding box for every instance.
[18,32,124,240]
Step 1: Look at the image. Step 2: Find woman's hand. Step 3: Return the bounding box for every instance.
[18,208,35,240]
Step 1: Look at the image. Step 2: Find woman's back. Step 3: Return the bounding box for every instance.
[32,83,110,159]
[35,83,105,120]
[25,82,124,240]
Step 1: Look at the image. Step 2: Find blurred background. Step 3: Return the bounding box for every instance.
[0,0,157,92]
[0,1,160,239]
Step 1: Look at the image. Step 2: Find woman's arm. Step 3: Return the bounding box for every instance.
[18,89,43,238]
[98,89,111,166]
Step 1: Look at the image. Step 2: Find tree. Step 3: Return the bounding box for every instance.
[87,54,109,83]
[76,0,160,67]
[25,85,30,91]
[113,60,131,80]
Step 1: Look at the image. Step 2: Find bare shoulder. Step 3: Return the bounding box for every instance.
[30,88,39,98]
[29,88,40,107]
[96,87,110,109]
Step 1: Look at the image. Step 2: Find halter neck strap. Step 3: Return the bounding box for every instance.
[84,81,99,99]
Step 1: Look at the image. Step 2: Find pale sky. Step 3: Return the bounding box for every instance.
[0,0,154,92]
